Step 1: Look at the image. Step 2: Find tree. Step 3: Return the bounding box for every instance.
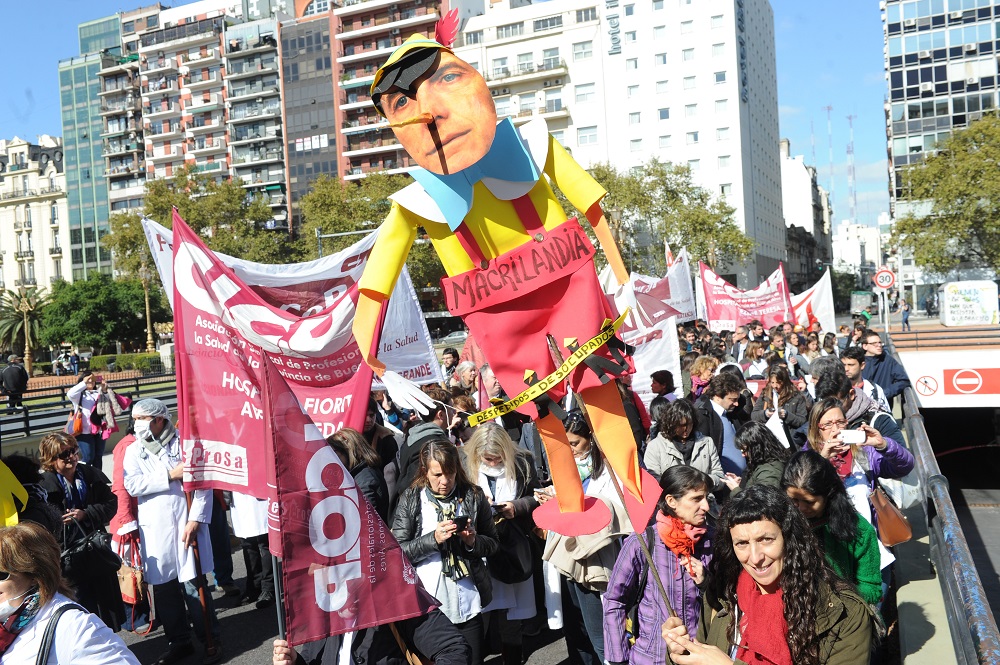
[39,274,170,353]
[556,158,754,276]
[831,270,857,314]
[892,112,1000,274]
[0,288,51,358]
[299,173,446,291]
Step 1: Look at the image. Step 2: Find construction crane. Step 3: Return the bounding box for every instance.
[847,113,858,224]
[823,104,834,212]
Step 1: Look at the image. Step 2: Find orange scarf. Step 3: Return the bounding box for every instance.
[655,511,706,577]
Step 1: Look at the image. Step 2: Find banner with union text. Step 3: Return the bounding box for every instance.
[699,262,794,333]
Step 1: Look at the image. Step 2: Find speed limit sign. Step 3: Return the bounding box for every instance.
[873,269,896,291]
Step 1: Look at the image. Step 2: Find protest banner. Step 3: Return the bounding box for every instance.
[261,355,437,645]
[699,262,794,332]
[625,316,683,408]
[791,270,837,334]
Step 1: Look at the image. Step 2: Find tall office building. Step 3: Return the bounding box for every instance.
[883,0,999,216]
[59,15,121,280]
[455,0,785,287]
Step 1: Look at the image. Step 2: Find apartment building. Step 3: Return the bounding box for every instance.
[0,137,72,291]
[455,0,785,287]
[779,138,833,290]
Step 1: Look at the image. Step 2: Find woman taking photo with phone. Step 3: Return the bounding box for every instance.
[67,372,123,470]
[391,439,498,663]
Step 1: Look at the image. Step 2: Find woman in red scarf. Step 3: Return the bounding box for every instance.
[662,485,875,665]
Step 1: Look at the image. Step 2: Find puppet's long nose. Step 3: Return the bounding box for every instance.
[387,113,433,128]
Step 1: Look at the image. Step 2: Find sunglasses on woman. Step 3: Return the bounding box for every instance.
[0,571,10,582]
[57,447,81,461]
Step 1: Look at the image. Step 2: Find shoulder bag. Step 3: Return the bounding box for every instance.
[869,482,912,547]
[61,520,121,579]
[35,603,85,665]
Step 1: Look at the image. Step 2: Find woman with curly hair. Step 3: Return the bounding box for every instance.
[643,399,727,492]
[730,422,793,495]
[751,365,810,431]
[687,356,720,402]
[782,451,883,605]
[662,484,874,665]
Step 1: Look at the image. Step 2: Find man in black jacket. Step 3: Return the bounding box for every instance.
[694,372,749,476]
[1,355,29,413]
[861,330,910,409]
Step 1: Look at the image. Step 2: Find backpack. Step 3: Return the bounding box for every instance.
[623,526,657,645]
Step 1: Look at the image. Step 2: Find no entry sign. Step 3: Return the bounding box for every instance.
[944,368,1000,395]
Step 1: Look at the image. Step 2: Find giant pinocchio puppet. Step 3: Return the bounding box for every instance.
[352,15,660,536]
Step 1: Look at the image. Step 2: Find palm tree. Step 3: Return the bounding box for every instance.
[0,288,50,363]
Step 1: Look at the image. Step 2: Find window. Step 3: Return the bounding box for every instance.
[712,43,725,57]
[519,93,536,112]
[653,0,663,9]
[122,21,134,33]
[495,96,511,116]
[716,127,730,140]
[657,108,670,121]
[682,48,695,61]
[517,53,533,73]
[718,155,731,168]
[626,58,638,70]
[576,7,597,22]
[659,135,671,148]
[681,20,693,33]
[685,103,697,117]
[628,85,640,98]
[656,80,669,94]
[573,41,593,61]
[146,15,158,28]
[629,112,641,125]
[492,57,509,77]
[578,126,598,145]
[715,99,728,113]
[466,30,483,45]
[551,130,566,146]
[467,61,479,72]
[575,83,596,102]
[497,23,524,39]
[630,139,642,152]
[655,53,667,65]
[711,15,723,28]
[653,26,666,40]
[683,76,696,89]
[625,31,637,44]
[533,16,563,32]
[715,71,726,83]
[720,183,732,196]
[624,4,634,15]
[541,47,559,69]
[686,131,699,144]
[688,159,700,171]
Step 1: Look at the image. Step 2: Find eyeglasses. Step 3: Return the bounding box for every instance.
[57,447,80,461]
[817,419,848,431]
[865,340,883,346]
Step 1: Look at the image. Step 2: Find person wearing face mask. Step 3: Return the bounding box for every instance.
[0,521,140,663]
[122,398,223,665]
[537,411,630,665]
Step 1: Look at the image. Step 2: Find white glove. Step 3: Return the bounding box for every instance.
[376,371,437,416]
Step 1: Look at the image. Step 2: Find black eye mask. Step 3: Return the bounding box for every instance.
[372,48,440,114]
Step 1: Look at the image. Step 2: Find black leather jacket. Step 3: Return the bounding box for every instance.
[391,484,499,607]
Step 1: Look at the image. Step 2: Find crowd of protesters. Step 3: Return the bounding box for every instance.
[1,317,915,665]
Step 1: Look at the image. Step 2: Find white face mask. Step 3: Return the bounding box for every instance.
[133,419,153,441]
[0,587,33,622]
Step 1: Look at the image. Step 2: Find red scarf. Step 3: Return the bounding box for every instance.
[655,511,707,577]
[829,447,854,481]
[735,570,792,665]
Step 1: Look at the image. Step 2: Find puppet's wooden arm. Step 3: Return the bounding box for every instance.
[586,202,629,286]
[352,290,387,375]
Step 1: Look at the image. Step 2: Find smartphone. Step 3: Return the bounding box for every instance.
[839,429,866,445]
[491,504,504,515]
[452,515,470,531]
[94,375,104,383]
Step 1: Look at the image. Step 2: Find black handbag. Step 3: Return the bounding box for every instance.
[487,519,533,584]
[61,519,121,579]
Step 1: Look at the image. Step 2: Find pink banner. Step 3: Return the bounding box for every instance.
[699,262,794,333]
[261,355,436,645]
[171,211,375,498]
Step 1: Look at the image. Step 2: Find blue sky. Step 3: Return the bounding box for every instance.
[0,0,889,227]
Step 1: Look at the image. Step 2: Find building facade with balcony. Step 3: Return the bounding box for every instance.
[453,0,784,287]
[59,15,122,280]
[0,137,72,291]
[779,138,833,290]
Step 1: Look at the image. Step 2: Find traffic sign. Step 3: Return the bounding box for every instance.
[944,368,1000,395]
[916,376,938,396]
[873,269,896,291]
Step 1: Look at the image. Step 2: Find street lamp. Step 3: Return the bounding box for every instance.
[138,263,156,353]
[16,287,34,376]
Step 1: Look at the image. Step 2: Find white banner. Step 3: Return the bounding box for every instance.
[626,316,683,408]
[142,218,443,385]
[791,270,837,335]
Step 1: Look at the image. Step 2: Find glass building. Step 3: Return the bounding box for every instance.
[59,15,122,279]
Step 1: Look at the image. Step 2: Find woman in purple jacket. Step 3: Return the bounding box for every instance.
[603,466,713,665]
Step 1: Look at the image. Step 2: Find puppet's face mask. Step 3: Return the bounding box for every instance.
[381,51,497,175]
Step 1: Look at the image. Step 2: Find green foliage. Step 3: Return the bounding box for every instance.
[39,275,171,354]
[831,270,857,313]
[558,158,754,276]
[0,287,51,357]
[892,112,1000,274]
[115,352,160,373]
[89,355,115,372]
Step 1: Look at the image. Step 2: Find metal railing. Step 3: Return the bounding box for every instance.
[891,326,1000,350]
[888,334,1000,665]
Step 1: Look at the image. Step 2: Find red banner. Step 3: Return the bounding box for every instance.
[171,211,375,498]
[261,355,436,645]
[699,262,794,333]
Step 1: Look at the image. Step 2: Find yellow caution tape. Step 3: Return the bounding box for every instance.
[468,310,629,426]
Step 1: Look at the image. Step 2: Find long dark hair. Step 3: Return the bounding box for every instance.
[565,410,605,479]
[735,422,791,477]
[763,365,796,409]
[656,399,697,444]
[781,450,859,542]
[708,484,849,665]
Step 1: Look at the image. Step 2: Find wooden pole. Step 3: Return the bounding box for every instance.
[185,492,218,656]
